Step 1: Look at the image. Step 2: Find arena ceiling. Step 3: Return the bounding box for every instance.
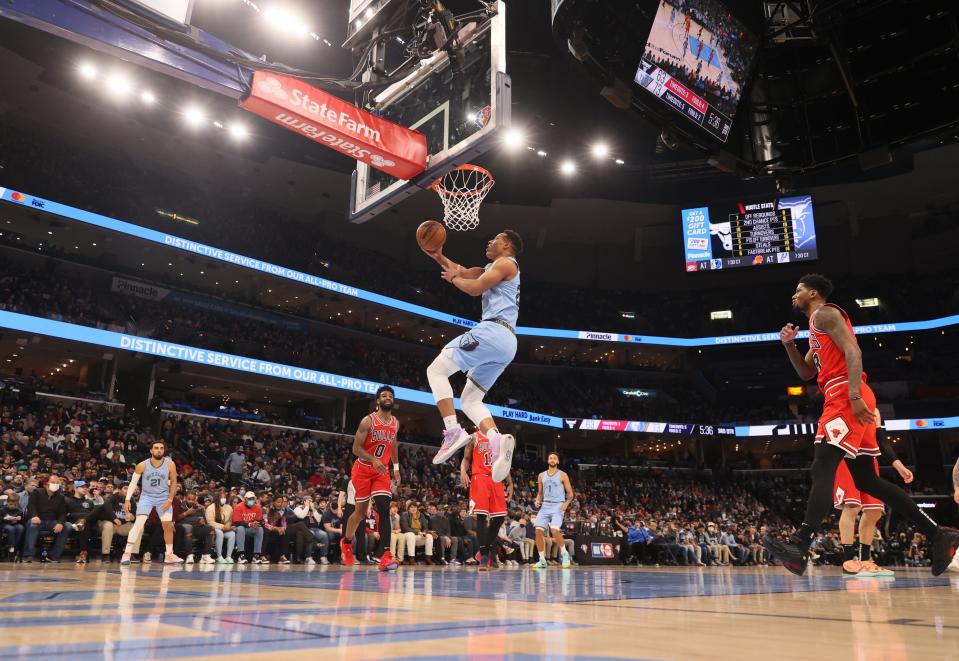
[0,0,958,285]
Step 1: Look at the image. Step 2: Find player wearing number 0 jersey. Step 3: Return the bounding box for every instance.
[424,231,524,484]
[763,274,959,577]
[342,386,400,571]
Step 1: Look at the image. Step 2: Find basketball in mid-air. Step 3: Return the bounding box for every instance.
[416,220,447,253]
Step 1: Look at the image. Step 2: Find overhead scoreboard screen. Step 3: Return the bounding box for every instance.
[682,194,818,272]
[634,0,758,142]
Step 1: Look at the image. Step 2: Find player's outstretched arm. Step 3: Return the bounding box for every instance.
[443,257,516,297]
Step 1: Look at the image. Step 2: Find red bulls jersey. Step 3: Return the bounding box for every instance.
[809,303,866,392]
[471,433,494,478]
[358,412,397,466]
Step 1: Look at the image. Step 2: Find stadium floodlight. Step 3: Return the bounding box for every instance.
[615,158,625,165]
[183,106,206,127]
[503,128,525,150]
[264,6,311,37]
[140,90,156,105]
[229,123,249,140]
[591,142,609,159]
[105,73,131,97]
[78,62,98,80]
[855,297,880,308]
[560,160,576,175]
[710,310,733,320]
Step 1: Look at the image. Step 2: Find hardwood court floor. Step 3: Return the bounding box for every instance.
[0,563,956,660]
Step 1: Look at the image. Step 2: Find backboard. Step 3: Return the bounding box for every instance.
[349,1,509,224]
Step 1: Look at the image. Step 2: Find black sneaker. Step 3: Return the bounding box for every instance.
[931,527,959,576]
[763,535,809,576]
[40,556,52,564]
[23,557,33,564]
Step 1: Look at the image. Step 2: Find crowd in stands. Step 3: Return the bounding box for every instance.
[2,122,958,342]
[3,250,957,427]
[0,395,936,568]
[0,254,792,423]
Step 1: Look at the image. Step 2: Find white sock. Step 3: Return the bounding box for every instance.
[443,415,459,431]
[166,544,174,556]
[485,428,502,457]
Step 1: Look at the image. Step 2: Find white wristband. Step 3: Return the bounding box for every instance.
[393,464,399,471]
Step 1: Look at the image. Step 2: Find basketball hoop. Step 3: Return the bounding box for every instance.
[429,163,494,232]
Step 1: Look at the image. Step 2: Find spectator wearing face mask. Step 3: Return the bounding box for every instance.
[232,490,264,564]
[205,488,235,563]
[23,475,73,562]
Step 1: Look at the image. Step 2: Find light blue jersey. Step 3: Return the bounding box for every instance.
[443,257,520,391]
[480,257,520,327]
[141,457,171,501]
[541,469,566,503]
[535,469,567,531]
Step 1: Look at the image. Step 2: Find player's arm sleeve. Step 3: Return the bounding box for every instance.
[875,426,899,464]
[126,471,140,501]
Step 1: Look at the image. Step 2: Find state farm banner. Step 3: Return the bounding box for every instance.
[240,71,427,180]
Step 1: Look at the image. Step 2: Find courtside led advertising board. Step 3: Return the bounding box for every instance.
[634,0,757,141]
[682,194,818,272]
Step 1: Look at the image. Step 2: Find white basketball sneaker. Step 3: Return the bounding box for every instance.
[491,434,515,483]
[164,553,185,564]
[433,426,472,464]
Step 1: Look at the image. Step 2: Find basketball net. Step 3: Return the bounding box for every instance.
[429,164,494,232]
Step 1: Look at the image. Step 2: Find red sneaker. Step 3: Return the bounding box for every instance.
[378,550,398,572]
[340,538,355,567]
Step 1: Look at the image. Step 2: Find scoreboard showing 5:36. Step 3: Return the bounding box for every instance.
[681,194,818,273]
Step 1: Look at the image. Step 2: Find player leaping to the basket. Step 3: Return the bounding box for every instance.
[423,230,524,482]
